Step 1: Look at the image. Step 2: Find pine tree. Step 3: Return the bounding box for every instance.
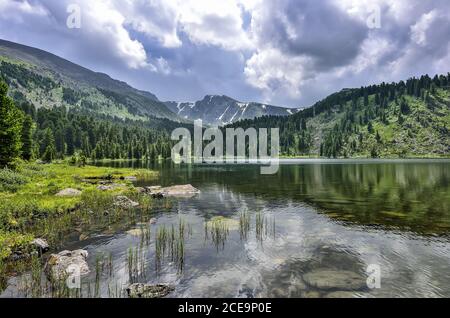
[41,128,56,163]
[21,114,34,161]
[0,81,24,167]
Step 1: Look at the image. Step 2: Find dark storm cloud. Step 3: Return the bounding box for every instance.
[254,0,368,69]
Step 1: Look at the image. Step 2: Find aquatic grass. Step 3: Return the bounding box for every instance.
[155,219,188,273]
[255,212,276,242]
[239,210,251,240]
[205,217,230,251]
[127,246,147,284]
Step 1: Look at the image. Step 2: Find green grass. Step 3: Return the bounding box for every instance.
[0,162,158,261]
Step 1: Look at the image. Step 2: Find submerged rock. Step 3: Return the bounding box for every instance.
[302,269,366,291]
[45,250,89,281]
[113,196,139,209]
[126,283,174,298]
[55,188,82,197]
[127,228,145,236]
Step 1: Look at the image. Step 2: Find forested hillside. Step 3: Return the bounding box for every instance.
[231,74,450,158]
[0,39,177,121]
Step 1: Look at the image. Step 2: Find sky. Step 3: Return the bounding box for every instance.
[0,0,449,108]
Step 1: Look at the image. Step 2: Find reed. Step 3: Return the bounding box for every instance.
[239,210,251,240]
[205,218,230,251]
[154,219,187,273]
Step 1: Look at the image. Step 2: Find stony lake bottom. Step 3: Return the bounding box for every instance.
[2,159,450,298]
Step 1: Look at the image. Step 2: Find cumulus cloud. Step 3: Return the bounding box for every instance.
[0,0,449,107]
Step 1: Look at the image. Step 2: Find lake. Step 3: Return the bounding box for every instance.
[2,159,450,298]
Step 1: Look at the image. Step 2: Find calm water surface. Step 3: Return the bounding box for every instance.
[3,159,450,298]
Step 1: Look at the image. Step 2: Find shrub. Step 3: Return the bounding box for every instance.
[0,168,29,192]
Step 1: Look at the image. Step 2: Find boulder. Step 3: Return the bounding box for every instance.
[302,269,366,291]
[31,238,49,255]
[55,188,82,197]
[126,283,174,298]
[45,250,89,281]
[124,176,137,181]
[113,196,139,209]
[158,184,200,198]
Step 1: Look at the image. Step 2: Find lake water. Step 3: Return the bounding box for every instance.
[2,159,450,298]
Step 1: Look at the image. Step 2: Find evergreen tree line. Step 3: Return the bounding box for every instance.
[0,80,179,167]
[229,73,450,157]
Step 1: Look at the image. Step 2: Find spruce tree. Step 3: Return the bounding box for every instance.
[21,114,34,161]
[0,81,24,167]
[41,128,56,163]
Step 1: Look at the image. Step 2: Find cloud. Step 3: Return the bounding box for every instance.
[0,0,449,107]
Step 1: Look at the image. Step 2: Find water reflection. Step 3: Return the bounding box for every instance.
[2,160,450,298]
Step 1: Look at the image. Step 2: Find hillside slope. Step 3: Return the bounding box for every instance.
[0,39,177,121]
[231,75,450,158]
[165,95,298,126]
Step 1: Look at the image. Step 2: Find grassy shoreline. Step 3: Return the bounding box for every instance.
[0,162,158,261]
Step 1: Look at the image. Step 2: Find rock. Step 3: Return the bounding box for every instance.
[269,287,288,298]
[147,186,162,192]
[206,216,240,231]
[149,218,157,224]
[55,188,82,197]
[127,228,145,236]
[135,187,147,193]
[324,291,357,298]
[152,193,164,199]
[302,269,366,291]
[126,283,174,298]
[124,176,137,181]
[45,250,89,281]
[31,238,49,255]
[79,233,89,241]
[153,184,200,198]
[113,196,139,209]
[301,291,321,298]
[97,184,123,191]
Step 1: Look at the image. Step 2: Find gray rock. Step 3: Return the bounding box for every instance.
[324,291,357,298]
[159,184,200,198]
[303,269,366,291]
[124,176,137,181]
[55,188,82,197]
[31,238,49,255]
[126,283,174,298]
[45,249,89,281]
[301,291,321,298]
[146,186,162,192]
[113,196,139,209]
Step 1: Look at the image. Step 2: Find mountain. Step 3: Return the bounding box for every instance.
[0,39,177,121]
[164,95,298,126]
[230,75,450,158]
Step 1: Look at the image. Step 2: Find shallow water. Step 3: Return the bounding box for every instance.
[2,160,450,298]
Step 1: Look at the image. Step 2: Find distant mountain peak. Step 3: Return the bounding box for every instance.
[164,95,298,126]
